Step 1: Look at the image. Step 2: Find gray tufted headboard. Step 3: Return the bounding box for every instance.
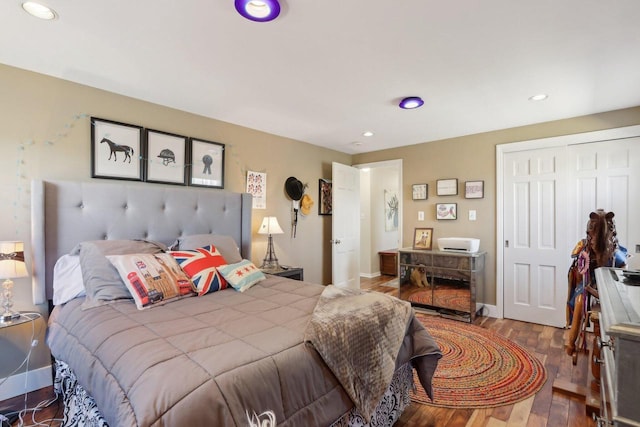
[30,180,252,305]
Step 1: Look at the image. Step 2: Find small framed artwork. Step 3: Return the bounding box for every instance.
[144,129,188,185]
[436,203,457,220]
[436,178,458,196]
[91,117,143,181]
[413,227,433,250]
[412,183,428,200]
[247,171,267,209]
[189,138,225,188]
[465,180,484,199]
[319,178,332,215]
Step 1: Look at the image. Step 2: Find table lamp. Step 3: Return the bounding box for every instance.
[258,216,284,270]
[0,241,28,322]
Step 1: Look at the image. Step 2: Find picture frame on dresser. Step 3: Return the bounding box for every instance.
[436,178,458,196]
[189,138,225,188]
[144,129,188,185]
[91,117,143,181]
[413,228,433,250]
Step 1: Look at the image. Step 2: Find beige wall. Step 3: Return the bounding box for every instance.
[353,106,640,307]
[0,63,349,378]
[2,61,640,383]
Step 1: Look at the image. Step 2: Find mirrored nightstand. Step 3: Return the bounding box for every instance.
[0,312,42,422]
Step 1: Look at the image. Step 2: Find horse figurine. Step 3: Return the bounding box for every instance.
[101,137,134,163]
[565,210,627,364]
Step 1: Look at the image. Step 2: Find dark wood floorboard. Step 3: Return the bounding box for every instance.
[0,276,596,426]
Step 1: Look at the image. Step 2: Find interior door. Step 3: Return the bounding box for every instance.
[568,138,640,270]
[502,136,640,327]
[503,147,568,327]
[331,162,360,288]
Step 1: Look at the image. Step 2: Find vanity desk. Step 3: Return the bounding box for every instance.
[595,267,640,427]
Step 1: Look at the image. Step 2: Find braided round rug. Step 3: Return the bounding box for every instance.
[412,313,547,408]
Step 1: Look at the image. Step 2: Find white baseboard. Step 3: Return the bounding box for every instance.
[481,304,500,319]
[0,365,53,401]
[360,272,381,279]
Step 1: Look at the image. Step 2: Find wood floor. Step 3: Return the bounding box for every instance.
[363,275,596,427]
[0,276,596,427]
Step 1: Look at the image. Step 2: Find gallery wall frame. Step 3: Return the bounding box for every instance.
[247,171,267,209]
[465,180,484,199]
[436,178,458,196]
[412,183,428,200]
[319,178,332,215]
[413,227,433,250]
[384,189,399,231]
[144,129,188,185]
[436,203,457,220]
[189,138,225,188]
[91,117,143,181]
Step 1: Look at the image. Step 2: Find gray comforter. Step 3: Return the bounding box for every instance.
[47,276,441,427]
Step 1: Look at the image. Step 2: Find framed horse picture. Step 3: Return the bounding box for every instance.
[91,117,143,181]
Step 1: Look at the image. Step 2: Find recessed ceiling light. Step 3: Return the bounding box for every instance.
[22,2,57,20]
[399,96,424,109]
[529,94,548,102]
[235,0,281,22]
[362,131,374,137]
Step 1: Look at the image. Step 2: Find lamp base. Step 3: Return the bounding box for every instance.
[0,311,20,323]
[260,235,280,271]
[1,278,17,323]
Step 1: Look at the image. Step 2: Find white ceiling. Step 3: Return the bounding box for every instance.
[2,1,640,154]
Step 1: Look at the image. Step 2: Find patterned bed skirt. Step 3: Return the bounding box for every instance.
[54,359,414,427]
[330,362,414,427]
[54,360,108,427]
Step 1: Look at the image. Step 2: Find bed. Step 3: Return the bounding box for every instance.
[31,180,441,427]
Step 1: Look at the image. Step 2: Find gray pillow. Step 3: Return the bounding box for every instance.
[171,234,242,264]
[75,240,167,309]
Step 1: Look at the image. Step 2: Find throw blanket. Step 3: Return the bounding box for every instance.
[304,285,414,422]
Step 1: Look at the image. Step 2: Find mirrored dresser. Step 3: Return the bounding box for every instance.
[595,267,640,427]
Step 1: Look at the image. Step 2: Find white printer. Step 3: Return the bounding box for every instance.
[437,237,480,253]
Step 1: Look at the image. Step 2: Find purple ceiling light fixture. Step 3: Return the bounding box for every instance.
[235,0,281,22]
[399,96,424,109]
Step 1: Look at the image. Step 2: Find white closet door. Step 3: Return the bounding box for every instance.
[568,138,640,270]
[503,147,568,327]
[502,134,640,326]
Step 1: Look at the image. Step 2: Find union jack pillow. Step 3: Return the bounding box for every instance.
[169,245,228,295]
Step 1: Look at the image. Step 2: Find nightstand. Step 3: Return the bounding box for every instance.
[0,312,41,329]
[261,267,304,281]
[379,249,398,276]
[0,312,42,421]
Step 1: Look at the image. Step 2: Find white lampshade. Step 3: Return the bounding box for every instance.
[0,241,28,279]
[258,217,284,235]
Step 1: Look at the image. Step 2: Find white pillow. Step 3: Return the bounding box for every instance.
[53,255,85,305]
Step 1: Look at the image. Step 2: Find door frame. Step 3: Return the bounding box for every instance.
[354,159,403,277]
[496,124,640,320]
